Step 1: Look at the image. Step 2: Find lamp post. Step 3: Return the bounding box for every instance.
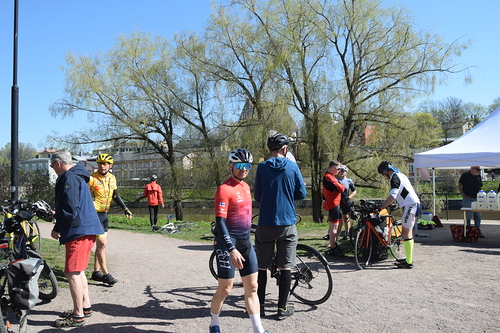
[11,0,19,205]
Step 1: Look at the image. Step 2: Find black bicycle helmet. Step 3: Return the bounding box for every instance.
[150,175,158,181]
[267,133,290,151]
[3,216,22,233]
[377,161,392,174]
[228,148,253,163]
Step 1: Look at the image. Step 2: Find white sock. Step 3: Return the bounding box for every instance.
[249,313,265,333]
[210,312,220,327]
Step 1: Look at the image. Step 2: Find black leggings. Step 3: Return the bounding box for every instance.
[148,205,159,226]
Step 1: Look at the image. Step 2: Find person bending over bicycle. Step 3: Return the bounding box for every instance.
[377,161,421,269]
[254,133,307,321]
[209,149,268,333]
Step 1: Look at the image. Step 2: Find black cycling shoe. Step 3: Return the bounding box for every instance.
[102,273,118,285]
[91,271,103,281]
[276,306,295,320]
[396,261,413,269]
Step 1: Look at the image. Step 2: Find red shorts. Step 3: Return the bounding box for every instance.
[65,235,96,273]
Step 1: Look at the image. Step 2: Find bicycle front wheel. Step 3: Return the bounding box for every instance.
[27,219,42,254]
[354,226,373,269]
[389,221,405,260]
[209,250,218,280]
[290,244,333,305]
[27,250,58,300]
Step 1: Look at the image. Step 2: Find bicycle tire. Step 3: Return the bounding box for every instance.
[27,219,42,254]
[26,250,58,300]
[173,221,197,228]
[209,250,218,280]
[354,226,373,269]
[388,221,405,261]
[290,244,333,305]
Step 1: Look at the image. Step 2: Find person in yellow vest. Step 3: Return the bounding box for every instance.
[88,153,133,285]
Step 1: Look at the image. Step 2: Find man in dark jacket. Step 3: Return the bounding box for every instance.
[254,133,306,320]
[458,166,483,237]
[50,150,104,328]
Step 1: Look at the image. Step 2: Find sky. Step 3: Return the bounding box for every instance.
[0,0,499,151]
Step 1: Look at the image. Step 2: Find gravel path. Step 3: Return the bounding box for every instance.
[21,219,500,332]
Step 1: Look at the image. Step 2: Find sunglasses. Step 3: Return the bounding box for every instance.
[472,167,481,171]
[233,163,251,170]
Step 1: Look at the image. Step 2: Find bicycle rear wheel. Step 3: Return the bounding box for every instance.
[26,250,58,300]
[354,226,373,269]
[290,244,333,305]
[389,220,405,260]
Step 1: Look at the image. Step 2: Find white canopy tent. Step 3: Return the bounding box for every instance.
[414,105,500,169]
[414,105,500,215]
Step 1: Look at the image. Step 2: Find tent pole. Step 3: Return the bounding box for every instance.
[432,168,436,216]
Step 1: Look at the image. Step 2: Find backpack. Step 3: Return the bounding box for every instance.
[7,258,44,310]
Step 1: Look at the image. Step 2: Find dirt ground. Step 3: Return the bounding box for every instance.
[21,219,500,332]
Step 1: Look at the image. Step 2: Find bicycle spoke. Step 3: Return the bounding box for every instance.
[290,244,333,305]
[389,222,405,260]
[354,227,373,269]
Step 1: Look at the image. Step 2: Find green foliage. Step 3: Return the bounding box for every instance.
[40,237,69,289]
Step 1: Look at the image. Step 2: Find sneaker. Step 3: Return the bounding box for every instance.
[479,232,485,238]
[328,247,345,257]
[102,273,118,285]
[54,314,85,328]
[276,306,295,320]
[60,308,92,318]
[342,235,348,240]
[209,325,221,333]
[395,261,413,269]
[395,258,407,264]
[323,234,330,240]
[91,271,103,281]
[152,225,160,231]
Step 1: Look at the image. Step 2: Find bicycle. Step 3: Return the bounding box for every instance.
[0,227,46,333]
[155,215,197,234]
[209,223,333,305]
[0,200,58,300]
[0,200,45,255]
[352,200,404,270]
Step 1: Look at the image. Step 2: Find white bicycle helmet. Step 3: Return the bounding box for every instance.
[228,148,253,164]
[339,165,349,172]
[32,200,53,221]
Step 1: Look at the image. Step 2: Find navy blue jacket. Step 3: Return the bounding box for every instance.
[53,162,104,244]
[254,157,306,226]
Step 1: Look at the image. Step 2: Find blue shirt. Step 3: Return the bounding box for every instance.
[254,157,306,226]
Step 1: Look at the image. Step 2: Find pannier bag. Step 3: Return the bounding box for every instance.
[7,258,44,310]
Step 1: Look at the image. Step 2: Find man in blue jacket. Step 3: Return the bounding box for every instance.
[50,150,104,328]
[254,133,306,320]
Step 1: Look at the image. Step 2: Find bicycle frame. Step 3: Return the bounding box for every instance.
[354,204,405,269]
